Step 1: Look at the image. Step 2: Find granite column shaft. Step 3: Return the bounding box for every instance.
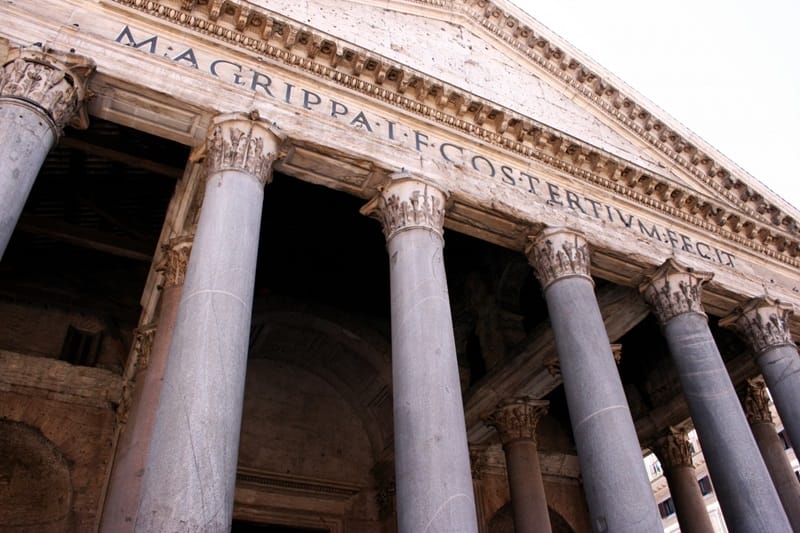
[362,175,478,533]
[135,115,278,531]
[640,259,790,532]
[527,228,661,533]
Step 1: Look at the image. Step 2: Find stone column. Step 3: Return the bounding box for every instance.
[0,45,94,258]
[721,297,800,456]
[486,397,551,533]
[526,227,661,533]
[135,114,278,531]
[361,174,478,533]
[742,379,800,532]
[101,236,192,531]
[651,427,714,533]
[640,259,790,532]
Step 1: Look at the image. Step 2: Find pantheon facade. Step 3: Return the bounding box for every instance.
[1,1,799,532]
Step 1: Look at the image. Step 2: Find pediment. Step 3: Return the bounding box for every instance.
[236,0,798,261]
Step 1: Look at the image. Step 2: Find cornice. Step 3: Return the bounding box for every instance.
[106,0,800,268]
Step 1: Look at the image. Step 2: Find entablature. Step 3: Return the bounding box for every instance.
[1,0,798,327]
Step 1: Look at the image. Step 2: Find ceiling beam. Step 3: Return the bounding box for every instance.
[16,215,154,261]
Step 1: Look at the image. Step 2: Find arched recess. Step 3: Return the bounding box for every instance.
[488,502,577,533]
[234,301,394,530]
[0,419,73,532]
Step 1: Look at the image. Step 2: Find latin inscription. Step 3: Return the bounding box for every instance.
[114,25,736,268]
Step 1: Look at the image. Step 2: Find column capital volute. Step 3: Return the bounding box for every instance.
[485,396,549,446]
[196,111,282,184]
[639,258,712,324]
[719,296,796,355]
[525,227,592,290]
[360,172,447,241]
[742,378,774,425]
[651,426,694,469]
[156,234,194,289]
[0,45,95,133]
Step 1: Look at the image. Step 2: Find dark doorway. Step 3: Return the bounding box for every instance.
[231,520,328,532]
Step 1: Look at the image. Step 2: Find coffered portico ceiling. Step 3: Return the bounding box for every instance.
[4,0,798,311]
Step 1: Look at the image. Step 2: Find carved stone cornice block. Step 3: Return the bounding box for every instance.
[525,227,591,290]
[0,45,95,132]
[360,173,446,240]
[157,235,194,289]
[720,296,796,355]
[485,396,549,445]
[201,112,280,183]
[639,258,712,324]
[651,426,693,469]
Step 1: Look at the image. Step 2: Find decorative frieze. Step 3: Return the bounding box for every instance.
[157,235,194,289]
[485,396,548,445]
[203,113,279,183]
[639,258,712,324]
[0,45,94,132]
[526,228,591,290]
[360,173,446,240]
[742,378,773,425]
[652,426,694,469]
[720,296,796,355]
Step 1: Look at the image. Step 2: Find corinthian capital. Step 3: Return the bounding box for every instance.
[525,228,591,290]
[652,426,694,469]
[485,397,549,446]
[204,113,279,183]
[719,296,796,355]
[742,378,773,425]
[360,173,446,241]
[639,259,712,324]
[157,235,194,289]
[0,45,95,132]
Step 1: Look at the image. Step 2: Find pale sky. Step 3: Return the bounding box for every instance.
[511,0,800,211]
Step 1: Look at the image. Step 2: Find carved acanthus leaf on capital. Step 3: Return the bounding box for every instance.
[639,259,712,324]
[204,115,278,183]
[652,426,694,470]
[157,236,194,289]
[0,46,95,132]
[719,297,796,355]
[743,378,773,425]
[485,397,549,446]
[360,175,446,240]
[525,228,591,290]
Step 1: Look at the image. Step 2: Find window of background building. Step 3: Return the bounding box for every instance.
[698,476,713,496]
[658,498,676,518]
